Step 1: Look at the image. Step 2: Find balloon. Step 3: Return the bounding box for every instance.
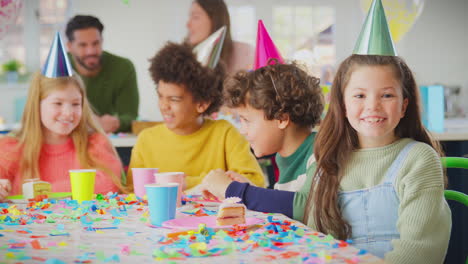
[0,0,23,40]
[360,0,424,43]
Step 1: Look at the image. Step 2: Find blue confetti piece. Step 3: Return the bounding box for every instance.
[56,224,65,230]
[7,248,25,252]
[45,258,67,264]
[223,236,234,242]
[50,233,70,236]
[358,249,367,255]
[80,215,93,227]
[77,252,92,261]
[104,254,120,262]
[91,205,98,212]
[19,228,32,233]
[110,209,121,217]
[18,255,32,260]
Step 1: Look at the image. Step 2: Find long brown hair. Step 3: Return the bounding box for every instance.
[192,0,233,65]
[303,55,444,239]
[16,72,127,192]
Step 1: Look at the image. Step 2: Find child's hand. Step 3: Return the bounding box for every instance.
[226,171,252,184]
[0,179,12,202]
[200,169,233,200]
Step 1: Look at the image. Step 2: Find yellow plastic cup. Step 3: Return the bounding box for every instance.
[69,169,96,203]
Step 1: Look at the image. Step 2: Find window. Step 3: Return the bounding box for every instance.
[38,0,70,65]
[0,0,71,75]
[0,1,25,69]
[273,5,335,84]
[227,1,336,84]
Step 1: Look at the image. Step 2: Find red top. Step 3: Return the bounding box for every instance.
[0,133,122,195]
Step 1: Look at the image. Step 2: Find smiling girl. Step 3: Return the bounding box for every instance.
[0,72,126,200]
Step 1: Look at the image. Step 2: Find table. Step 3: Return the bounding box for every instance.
[0,195,382,263]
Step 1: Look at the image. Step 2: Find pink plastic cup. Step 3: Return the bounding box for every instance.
[131,168,158,198]
[154,172,185,207]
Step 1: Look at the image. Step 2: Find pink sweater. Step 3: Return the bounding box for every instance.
[0,133,122,195]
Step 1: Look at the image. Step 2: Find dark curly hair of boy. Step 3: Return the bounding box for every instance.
[224,62,324,128]
[148,42,226,116]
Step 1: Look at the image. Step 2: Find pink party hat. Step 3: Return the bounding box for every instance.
[253,20,284,69]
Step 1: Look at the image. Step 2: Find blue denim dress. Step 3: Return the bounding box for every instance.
[338,141,416,258]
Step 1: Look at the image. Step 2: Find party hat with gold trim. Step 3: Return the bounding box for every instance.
[193,26,226,68]
[254,20,284,69]
[353,0,397,56]
[42,32,73,77]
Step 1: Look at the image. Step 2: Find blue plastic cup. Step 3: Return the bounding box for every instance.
[145,183,179,226]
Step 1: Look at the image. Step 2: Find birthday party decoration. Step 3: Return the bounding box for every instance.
[254,20,284,69]
[354,0,397,56]
[42,32,73,78]
[193,26,226,69]
[0,193,380,262]
[360,0,424,43]
[0,0,23,40]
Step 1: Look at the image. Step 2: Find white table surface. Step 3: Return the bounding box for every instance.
[0,196,382,263]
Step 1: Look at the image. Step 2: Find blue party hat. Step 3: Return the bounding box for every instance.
[42,32,73,78]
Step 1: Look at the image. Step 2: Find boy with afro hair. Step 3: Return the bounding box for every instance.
[128,42,264,191]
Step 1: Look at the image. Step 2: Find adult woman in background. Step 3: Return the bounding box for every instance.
[186,0,254,75]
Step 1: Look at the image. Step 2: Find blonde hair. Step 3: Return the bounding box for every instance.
[16,72,127,192]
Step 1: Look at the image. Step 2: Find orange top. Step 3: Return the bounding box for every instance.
[0,133,122,195]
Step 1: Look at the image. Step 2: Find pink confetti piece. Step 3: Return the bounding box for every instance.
[120,244,130,255]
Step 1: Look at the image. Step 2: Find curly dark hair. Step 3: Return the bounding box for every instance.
[66,15,104,41]
[148,42,225,116]
[224,61,324,128]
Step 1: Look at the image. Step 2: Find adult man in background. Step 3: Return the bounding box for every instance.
[66,15,139,133]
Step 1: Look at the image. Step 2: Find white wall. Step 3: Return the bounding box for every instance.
[72,0,468,120]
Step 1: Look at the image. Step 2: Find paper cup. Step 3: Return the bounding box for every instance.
[145,183,179,226]
[154,172,184,207]
[69,169,96,203]
[132,168,158,198]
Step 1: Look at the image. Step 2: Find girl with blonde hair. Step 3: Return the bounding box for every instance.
[0,72,126,200]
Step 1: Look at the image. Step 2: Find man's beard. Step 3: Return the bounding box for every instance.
[75,55,102,71]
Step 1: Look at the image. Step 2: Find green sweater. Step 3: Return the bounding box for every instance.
[69,51,139,132]
[293,138,451,264]
[274,132,315,191]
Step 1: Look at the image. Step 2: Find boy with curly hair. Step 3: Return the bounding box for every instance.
[200,62,323,216]
[218,62,323,191]
[128,42,264,191]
